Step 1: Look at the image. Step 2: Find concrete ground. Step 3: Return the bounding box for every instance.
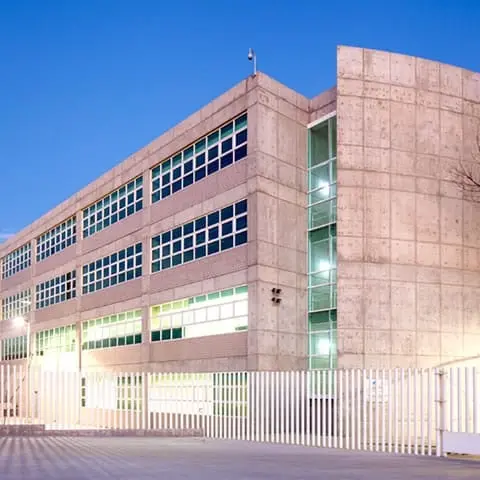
[0,437,478,479]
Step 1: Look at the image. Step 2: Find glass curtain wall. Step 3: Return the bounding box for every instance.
[308,116,337,369]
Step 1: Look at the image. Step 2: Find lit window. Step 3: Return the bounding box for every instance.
[150,285,248,342]
[82,309,142,350]
[151,199,247,273]
[1,289,31,322]
[35,324,76,355]
[1,243,31,279]
[151,113,248,204]
[82,176,143,238]
[36,216,77,262]
[1,335,28,361]
[35,270,76,310]
[81,243,143,295]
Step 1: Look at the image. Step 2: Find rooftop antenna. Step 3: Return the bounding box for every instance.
[248,48,257,76]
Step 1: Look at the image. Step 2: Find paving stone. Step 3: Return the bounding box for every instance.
[0,437,479,479]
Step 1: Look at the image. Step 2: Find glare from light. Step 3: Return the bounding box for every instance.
[13,316,25,327]
[317,260,331,272]
[316,181,330,197]
[316,338,331,356]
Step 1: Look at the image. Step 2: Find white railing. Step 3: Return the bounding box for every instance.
[0,365,478,455]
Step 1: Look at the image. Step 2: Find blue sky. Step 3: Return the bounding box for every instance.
[0,0,479,239]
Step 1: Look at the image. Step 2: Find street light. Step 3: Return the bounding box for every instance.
[13,316,30,360]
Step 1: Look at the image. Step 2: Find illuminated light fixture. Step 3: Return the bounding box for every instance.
[316,337,331,356]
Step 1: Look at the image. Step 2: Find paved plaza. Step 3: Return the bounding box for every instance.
[0,437,478,479]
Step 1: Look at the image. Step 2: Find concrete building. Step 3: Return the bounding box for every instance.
[1,46,480,374]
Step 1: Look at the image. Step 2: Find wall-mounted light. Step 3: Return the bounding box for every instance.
[271,287,282,305]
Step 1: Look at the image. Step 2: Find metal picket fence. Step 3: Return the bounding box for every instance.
[1,365,479,455]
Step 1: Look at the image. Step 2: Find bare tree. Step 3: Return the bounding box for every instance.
[452,122,480,201]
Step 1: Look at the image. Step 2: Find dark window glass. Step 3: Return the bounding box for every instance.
[172,167,182,180]
[221,205,234,220]
[235,199,248,215]
[172,180,182,193]
[221,236,234,251]
[235,144,248,161]
[208,211,219,226]
[184,160,193,173]
[183,250,194,263]
[161,186,171,199]
[162,231,171,243]
[183,173,194,187]
[195,245,206,259]
[220,152,233,168]
[196,231,206,244]
[195,167,206,182]
[207,160,219,175]
[235,231,248,245]
[161,258,171,270]
[173,241,182,253]
[184,236,193,249]
[221,138,233,153]
[208,241,220,255]
[222,221,233,236]
[195,216,206,230]
[183,222,194,235]
[236,215,248,230]
[172,328,183,339]
[236,129,248,145]
[195,153,205,167]
[208,226,219,240]
[172,227,182,240]
[172,254,182,266]
[208,146,218,161]
[161,329,171,341]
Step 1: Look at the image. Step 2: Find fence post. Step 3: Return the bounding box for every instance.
[142,372,149,430]
[435,368,446,457]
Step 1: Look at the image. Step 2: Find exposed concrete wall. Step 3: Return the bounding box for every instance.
[336,46,480,369]
[246,74,310,370]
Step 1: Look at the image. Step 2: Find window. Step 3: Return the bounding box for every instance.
[151,113,248,204]
[1,335,27,361]
[117,375,143,411]
[35,324,76,356]
[82,176,143,238]
[309,224,337,311]
[309,310,337,370]
[149,373,214,415]
[150,285,248,342]
[35,270,76,310]
[309,117,337,230]
[1,243,31,279]
[308,116,337,369]
[36,217,77,262]
[1,289,31,322]
[82,309,142,350]
[81,243,143,295]
[213,372,248,417]
[151,199,248,273]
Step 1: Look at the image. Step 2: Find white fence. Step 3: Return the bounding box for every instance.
[1,365,479,455]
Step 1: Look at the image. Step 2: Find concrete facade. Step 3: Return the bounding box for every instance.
[336,46,480,369]
[0,45,479,373]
